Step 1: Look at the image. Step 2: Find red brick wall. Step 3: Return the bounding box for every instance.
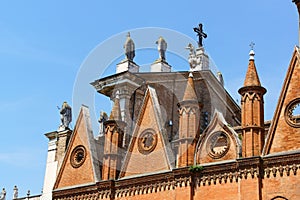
[263,172,300,199]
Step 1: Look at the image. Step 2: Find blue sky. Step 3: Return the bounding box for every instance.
[0,0,297,197]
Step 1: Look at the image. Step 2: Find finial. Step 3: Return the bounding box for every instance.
[127,32,130,37]
[188,72,194,78]
[249,42,255,50]
[193,23,207,48]
[249,42,255,61]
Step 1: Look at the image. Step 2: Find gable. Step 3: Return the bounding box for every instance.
[196,111,241,164]
[54,105,100,189]
[263,47,300,155]
[120,87,174,178]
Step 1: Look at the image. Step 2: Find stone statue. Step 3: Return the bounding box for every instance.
[13,186,18,199]
[186,43,195,56]
[0,188,6,200]
[124,32,135,61]
[193,23,207,47]
[156,36,167,61]
[59,102,72,130]
[185,43,197,69]
[98,111,108,136]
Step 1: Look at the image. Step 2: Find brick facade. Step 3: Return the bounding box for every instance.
[45,2,300,199]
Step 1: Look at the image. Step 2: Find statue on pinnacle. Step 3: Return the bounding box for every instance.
[58,102,72,130]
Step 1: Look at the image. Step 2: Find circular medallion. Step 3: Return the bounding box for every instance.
[285,98,300,128]
[70,145,86,168]
[138,129,158,155]
[206,131,230,159]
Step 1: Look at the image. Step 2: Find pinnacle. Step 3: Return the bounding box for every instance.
[109,93,122,121]
[243,50,261,87]
[182,72,198,101]
[243,59,261,87]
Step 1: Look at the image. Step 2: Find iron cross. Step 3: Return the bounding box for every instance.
[193,23,207,47]
[249,42,255,50]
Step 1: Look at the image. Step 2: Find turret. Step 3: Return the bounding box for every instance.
[177,73,201,167]
[238,49,266,157]
[102,92,126,180]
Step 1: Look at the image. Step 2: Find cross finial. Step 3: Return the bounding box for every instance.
[193,23,207,48]
[249,42,255,50]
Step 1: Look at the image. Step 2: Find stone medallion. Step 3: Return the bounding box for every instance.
[70,145,86,168]
[138,129,158,155]
[206,131,230,159]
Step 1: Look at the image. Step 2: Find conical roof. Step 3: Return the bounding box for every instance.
[243,50,261,87]
[182,72,198,101]
[109,92,122,121]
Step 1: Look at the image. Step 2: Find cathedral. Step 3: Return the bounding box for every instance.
[7,1,300,200]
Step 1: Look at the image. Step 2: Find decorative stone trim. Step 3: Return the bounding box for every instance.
[53,153,300,199]
[285,98,300,128]
[206,131,230,159]
[70,145,86,168]
[137,129,158,155]
[264,164,299,178]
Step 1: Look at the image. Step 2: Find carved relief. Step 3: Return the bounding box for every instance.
[285,98,300,127]
[206,131,230,159]
[138,129,158,155]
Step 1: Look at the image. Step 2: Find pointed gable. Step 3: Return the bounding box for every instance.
[196,110,241,164]
[120,86,174,178]
[263,47,300,155]
[54,105,101,189]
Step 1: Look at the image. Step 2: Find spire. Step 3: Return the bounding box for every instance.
[109,91,122,121]
[243,49,261,87]
[182,72,198,101]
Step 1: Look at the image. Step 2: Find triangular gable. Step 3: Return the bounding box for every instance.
[120,86,174,178]
[196,110,241,164]
[54,105,101,189]
[263,47,300,155]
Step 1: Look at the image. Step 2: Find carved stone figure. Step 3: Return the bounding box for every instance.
[156,36,167,61]
[59,102,72,129]
[124,32,135,61]
[13,186,18,199]
[0,188,6,200]
[186,43,197,69]
[99,111,108,135]
[186,43,195,55]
